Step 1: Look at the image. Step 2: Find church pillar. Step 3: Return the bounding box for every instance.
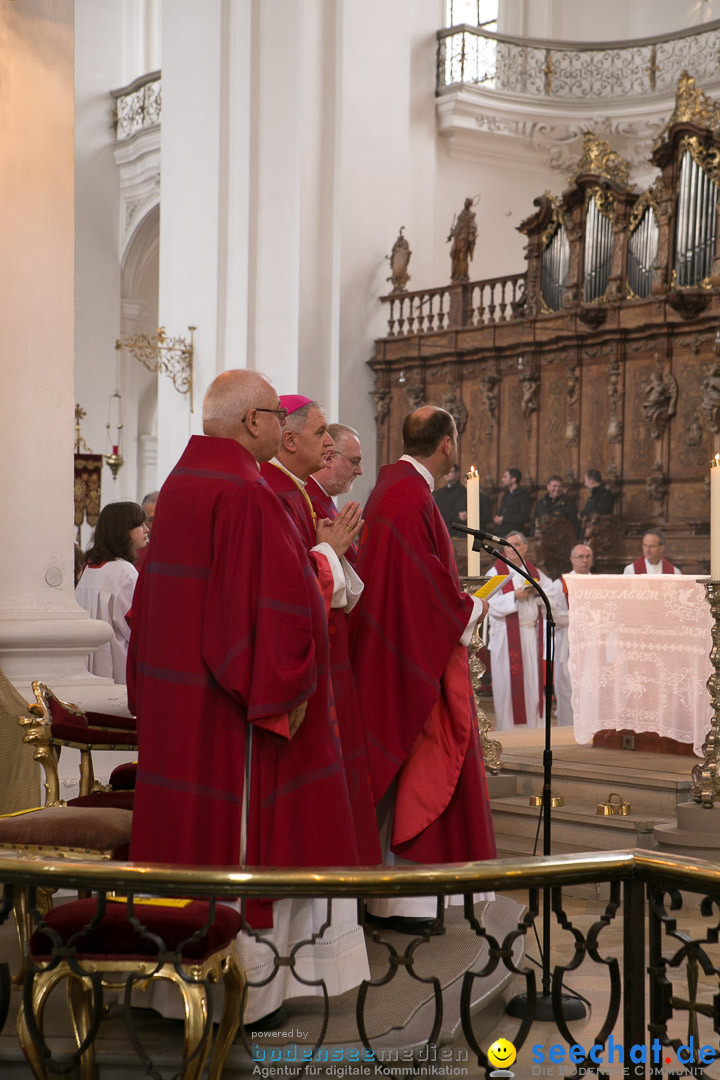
[0,1,124,720]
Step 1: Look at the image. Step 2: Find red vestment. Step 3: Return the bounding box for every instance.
[632,556,676,574]
[348,460,496,864]
[129,436,361,927]
[260,462,380,864]
[306,476,358,566]
[492,557,544,726]
[306,475,337,522]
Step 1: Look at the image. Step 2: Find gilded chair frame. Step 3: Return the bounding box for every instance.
[19,681,137,806]
[17,937,244,1080]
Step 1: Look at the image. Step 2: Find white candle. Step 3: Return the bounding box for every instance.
[466,465,480,577]
[711,454,720,579]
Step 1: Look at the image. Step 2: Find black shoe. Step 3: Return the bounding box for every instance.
[363,912,393,928]
[364,913,444,936]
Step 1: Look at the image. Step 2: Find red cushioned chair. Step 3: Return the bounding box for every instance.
[0,806,133,983]
[17,897,245,1080]
[3,681,138,981]
[19,681,138,808]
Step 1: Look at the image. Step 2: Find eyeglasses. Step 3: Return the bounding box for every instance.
[242,406,288,423]
[336,451,362,468]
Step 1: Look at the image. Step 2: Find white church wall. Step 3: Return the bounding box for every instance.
[75,1,128,508]
[503,0,720,39]
[120,205,159,503]
[433,152,560,283]
[296,0,342,418]
[157,0,256,484]
[1,0,76,627]
[0,0,124,709]
[328,0,443,501]
[120,0,162,85]
[75,0,163,510]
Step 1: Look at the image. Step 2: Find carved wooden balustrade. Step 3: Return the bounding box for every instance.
[383,274,526,338]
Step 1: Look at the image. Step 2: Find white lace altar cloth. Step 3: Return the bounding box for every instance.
[566,574,712,755]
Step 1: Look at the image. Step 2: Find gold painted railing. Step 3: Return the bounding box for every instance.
[4,849,720,1077]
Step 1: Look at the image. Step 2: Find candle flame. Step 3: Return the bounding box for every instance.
[713,454,720,467]
[466,465,478,479]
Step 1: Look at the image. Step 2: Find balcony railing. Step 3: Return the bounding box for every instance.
[4,849,720,1076]
[382,273,526,338]
[437,20,720,99]
[111,70,162,141]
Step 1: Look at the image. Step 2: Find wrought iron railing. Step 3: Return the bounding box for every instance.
[437,20,720,99]
[111,71,162,141]
[382,273,526,338]
[4,849,720,1077]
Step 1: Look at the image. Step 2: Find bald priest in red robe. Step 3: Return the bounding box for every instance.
[349,406,497,929]
[128,370,369,1024]
[260,398,380,866]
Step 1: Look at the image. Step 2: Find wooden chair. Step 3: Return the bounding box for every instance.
[17,897,244,1080]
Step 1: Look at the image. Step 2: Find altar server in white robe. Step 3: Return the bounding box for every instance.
[548,543,594,727]
[486,531,552,731]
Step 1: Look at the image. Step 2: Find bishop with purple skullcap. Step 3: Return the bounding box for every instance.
[279,394,313,416]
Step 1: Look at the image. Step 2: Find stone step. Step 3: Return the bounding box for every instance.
[498,749,692,815]
[490,796,673,855]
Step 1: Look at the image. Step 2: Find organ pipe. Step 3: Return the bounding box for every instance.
[675,149,718,286]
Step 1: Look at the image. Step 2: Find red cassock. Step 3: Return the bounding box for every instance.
[260,462,380,864]
[348,460,497,865]
[632,556,676,574]
[305,476,358,566]
[305,475,338,523]
[128,436,362,927]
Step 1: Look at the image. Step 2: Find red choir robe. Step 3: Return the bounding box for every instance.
[491,557,544,727]
[632,556,676,574]
[260,462,380,864]
[348,460,496,865]
[129,436,361,927]
[306,476,358,566]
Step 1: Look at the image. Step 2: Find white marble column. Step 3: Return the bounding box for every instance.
[0,0,125,718]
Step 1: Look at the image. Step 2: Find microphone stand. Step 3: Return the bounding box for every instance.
[472,533,586,1023]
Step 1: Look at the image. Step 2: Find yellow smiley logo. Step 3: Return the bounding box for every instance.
[488,1038,517,1070]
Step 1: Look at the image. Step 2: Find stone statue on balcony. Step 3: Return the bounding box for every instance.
[447,197,477,282]
[386,227,412,293]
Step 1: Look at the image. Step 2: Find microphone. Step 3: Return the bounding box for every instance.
[451,523,509,546]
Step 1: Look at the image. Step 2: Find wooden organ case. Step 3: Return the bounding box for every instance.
[370,73,720,574]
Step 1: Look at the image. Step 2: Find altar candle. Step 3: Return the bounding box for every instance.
[466,465,480,577]
[712,454,720,579]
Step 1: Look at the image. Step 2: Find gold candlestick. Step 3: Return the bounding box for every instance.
[691,579,720,806]
[461,576,502,774]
